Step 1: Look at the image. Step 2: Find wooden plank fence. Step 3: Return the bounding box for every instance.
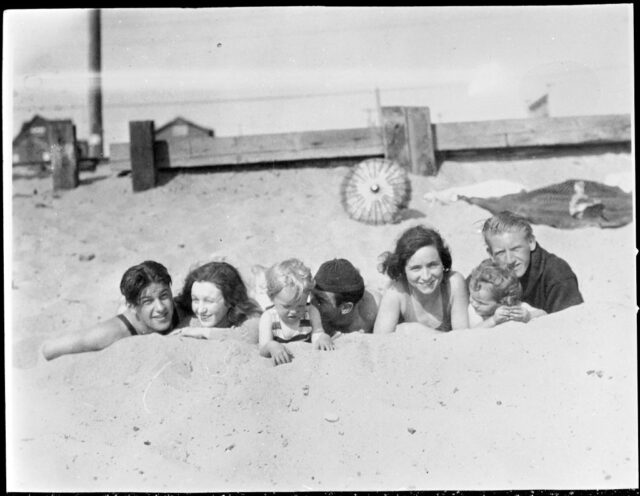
[434,114,631,150]
[110,127,384,170]
[108,108,631,191]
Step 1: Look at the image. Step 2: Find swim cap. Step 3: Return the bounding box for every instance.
[314,259,365,293]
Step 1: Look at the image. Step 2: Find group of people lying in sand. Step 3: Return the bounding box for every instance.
[41,210,584,366]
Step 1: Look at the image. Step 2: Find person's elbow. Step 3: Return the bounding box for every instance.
[451,314,470,330]
[548,295,584,314]
[41,341,60,361]
[258,341,272,357]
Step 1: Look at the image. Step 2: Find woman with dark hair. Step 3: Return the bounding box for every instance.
[42,260,179,360]
[373,225,469,334]
[172,261,263,343]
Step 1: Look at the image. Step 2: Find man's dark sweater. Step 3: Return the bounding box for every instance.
[519,243,584,313]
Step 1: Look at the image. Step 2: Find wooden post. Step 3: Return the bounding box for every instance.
[50,121,79,190]
[381,106,438,176]
[129,121,156,192]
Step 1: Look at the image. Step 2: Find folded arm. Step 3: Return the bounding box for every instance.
[171,315,261,344]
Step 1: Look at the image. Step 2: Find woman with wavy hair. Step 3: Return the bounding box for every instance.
[374,225,469,334]
[173,261,263,344]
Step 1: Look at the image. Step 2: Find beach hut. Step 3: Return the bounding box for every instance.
[11,114,67,165]
[155,116,215,140]
[13,114,99,173]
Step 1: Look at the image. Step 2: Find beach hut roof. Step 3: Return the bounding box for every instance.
[155,116,214,135]
[13,114,51,145]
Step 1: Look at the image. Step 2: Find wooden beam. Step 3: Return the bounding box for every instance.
[381,106,437,176]
[50,121,79,190]
[110,127,384,170]
[108,114,631,171]
[406,107,437,175]
[381,107,409,170]
[434,114,631,151]
[129,121,156,192]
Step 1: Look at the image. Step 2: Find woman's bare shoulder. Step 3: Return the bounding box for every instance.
[385,280,407,294]
[448,271,467,289]
[380,281,409,306]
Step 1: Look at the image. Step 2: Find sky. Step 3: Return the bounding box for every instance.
[3,6,634,154]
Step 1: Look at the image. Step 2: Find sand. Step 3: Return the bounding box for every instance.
[7,151,638,491]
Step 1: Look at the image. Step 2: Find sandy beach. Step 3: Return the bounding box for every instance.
[7,151,637,491]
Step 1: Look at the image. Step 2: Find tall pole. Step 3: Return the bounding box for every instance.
[88,9,104,159]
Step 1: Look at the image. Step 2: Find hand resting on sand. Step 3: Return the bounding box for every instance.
[263,341,295,365]
[504,304,546,323]
[313,332,335,351]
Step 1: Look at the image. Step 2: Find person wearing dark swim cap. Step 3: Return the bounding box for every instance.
[310,258,380,336]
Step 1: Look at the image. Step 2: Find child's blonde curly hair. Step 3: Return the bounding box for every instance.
[265,258,314,302]
[468,259,522,306]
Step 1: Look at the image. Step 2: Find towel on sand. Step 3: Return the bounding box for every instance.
[459,179,633,229]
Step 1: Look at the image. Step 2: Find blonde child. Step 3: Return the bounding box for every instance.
[468,259,545,328]
[259,258,334,365]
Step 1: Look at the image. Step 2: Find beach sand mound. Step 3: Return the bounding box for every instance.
[8,151,637,491]
[9,301,637,491]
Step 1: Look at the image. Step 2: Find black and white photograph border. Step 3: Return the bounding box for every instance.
[4,6,637,492]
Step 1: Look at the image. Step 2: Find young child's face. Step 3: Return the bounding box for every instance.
[191,281,230,327]
[134,282,174,332]
[273,286,308,325]
[469,283,500,318]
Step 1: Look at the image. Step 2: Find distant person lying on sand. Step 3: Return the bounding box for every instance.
[468,259,545,328]
[569,180,604,220]
[259,258,334,365]
[374,225,469,334]
[171,261,263,344]
[482,211,583,317]
[310,258,379,336]
[42,261,179,361]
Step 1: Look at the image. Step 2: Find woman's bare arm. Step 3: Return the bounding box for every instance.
[171,315,261,344]
[449,272,470,330]
[373,287,402,334]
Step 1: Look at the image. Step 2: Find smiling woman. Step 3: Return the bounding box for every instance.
[373,225,470,334]
[41,260,179,360]
[172,261,263,343]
